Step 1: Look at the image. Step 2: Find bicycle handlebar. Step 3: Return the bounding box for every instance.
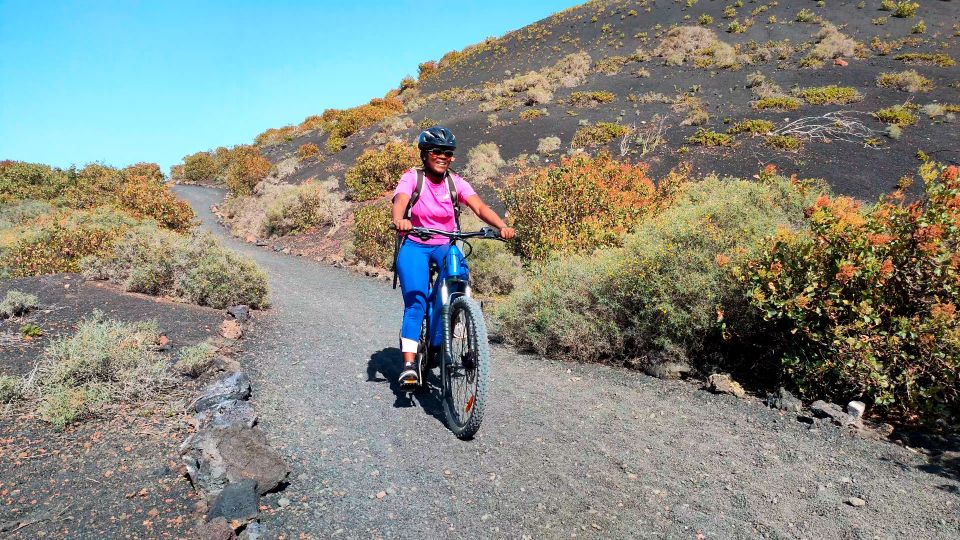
[389,223,506,242]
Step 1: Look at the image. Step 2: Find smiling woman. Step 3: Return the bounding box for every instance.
[0,0,579,172]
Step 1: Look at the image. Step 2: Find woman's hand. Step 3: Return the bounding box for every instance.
[394,218,413,231]
[499,227,516,240]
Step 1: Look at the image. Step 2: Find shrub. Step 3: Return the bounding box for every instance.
[462,143,505,187]
[264,180,345,237]
[519,109,543,120]
[753,96,801,110]
[297,143,320,161]
[226,145,272,195]
[174,342,218,378]
[0,290,39,318]
[875,104,918,126]
[116,164,194,232]
[795,85,863,105]
[499,153,656,262]
[254,125,297,147]
[1,207,136,277]
[569,91,616,108]
[21,323,42,337]
[32,313,170,428]
[800,23,864,67]
[885,1,918,18]
[0,199,53,229]
[894,53,955,68]
[764,135,803,151]
[571,123,630,149]
[595,56,628,75]
[655,26,742,69]
[688,129,734,147]
[796,9,816,23]
[537,136,562,154]
[83,224,269,308]
[0,375,22,403]
[344,142,419,201]
[183,152,219,184]
[497,172,818,363]
[324,98,406,153]
[351,203,394,267]
[748,163,960,421]
[877,70,934,92]
[727,119,774,135]
[699,14,714,26]
[459,215,523,296]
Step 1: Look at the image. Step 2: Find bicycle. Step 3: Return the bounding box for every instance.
[390,224,505,439]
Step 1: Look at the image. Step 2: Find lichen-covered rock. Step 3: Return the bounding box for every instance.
[707,373,745,398]
[191,372,252,413]
[181,423,289,496]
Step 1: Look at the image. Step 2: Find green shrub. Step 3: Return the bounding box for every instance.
[183,152,219,184]
[174,342,218,378]
[33,313,171,428]
[499,153,656,262]
[83,224,269,308]
[571,123,630,149]
[0,207,137,277]
[264,180,344,237]
[569,91,616,108]
[21,323,42,338]
[875,104,918,126]
[345,142,419,201]
[0,199,53,229]
[877,70,934,92]
[749,163,960,421]
[765,135,803,151]
[225,145,272,195]
[727,119,774,135]
[795,9,815,22]
[463,143,505,187]
[0,375,22,403]
[753,96,801,110]
[795,85,863,105]
[459,215,523,296]
[895,53,955,68]
[497,171,818,363]
[351,203,394,267]
[0,290,39,318]
[689,129,734,147]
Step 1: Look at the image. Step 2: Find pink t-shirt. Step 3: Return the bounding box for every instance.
[393,168,476,245]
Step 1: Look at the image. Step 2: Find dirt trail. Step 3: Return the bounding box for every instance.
[175,185,958,540]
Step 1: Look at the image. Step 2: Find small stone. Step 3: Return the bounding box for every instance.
[208,479,259,522]
[220,320,243,340]
[244,235,256,243]
[376,491,387,499]
[707,373,746,398]
[834,58,849,67]
[227,305,251,322]
[846,497,866,507]
[278,497,291,508]
[847,401,866,422]
[810,400,851,426]
[198,517,236,540]
[766,388,802,413]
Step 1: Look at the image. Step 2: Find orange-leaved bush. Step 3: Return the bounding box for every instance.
[748,162,960,421]
[225,145,271,195]
[324,98,404,153]
[499,153,656,262]
[344,142,419,201]
[116,163,194,232]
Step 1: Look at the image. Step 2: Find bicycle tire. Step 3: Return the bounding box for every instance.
[441,296,490,439]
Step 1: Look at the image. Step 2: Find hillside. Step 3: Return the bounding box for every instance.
[178,0,958,204]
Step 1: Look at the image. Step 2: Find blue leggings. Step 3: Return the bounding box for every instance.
[397,239,452,353]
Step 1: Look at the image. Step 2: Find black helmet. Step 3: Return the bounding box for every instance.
[417,126,457,150]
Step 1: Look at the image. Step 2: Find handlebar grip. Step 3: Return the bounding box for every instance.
[389,223,397,230]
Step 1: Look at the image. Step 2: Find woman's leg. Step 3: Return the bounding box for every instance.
[396,240,431,364]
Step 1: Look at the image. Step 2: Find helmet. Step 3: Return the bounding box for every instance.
[417,126,457,150]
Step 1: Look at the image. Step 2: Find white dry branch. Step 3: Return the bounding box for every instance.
[771,111,883,148]
[621,115,669,158]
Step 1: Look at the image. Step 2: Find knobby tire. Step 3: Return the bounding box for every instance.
[442,296,490,439]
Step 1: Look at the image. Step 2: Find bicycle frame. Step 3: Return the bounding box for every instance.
[424,242,471,348]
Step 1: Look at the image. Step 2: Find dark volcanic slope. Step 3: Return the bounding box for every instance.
[262,0,959,202]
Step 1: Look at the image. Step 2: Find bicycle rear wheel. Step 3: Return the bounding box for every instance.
[441,296,490,439]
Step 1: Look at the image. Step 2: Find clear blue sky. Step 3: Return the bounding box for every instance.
[0,0,578,173]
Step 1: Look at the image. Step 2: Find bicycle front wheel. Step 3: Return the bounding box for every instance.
[442,296,490,439]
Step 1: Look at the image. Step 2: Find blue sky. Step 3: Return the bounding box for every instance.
[0,0,578,173]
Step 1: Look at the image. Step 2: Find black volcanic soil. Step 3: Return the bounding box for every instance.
[0,274,228,538]
[263,0,958,203]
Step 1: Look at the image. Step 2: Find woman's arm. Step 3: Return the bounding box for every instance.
[392,194,412,231]
[463,194,515,239]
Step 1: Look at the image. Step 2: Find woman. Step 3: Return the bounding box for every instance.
[392,126,515,386]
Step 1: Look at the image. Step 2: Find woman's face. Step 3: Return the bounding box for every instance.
[424,148,455,175]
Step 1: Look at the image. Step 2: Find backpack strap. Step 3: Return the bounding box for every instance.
[404,168,425,220]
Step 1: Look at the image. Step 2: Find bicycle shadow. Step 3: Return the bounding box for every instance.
[366,347,447,425]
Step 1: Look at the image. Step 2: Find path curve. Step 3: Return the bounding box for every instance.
[175,185,958,539]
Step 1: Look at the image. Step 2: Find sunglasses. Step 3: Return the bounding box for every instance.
[428,148,454,157]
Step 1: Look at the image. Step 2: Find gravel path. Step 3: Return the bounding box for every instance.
[175,186,959,540]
